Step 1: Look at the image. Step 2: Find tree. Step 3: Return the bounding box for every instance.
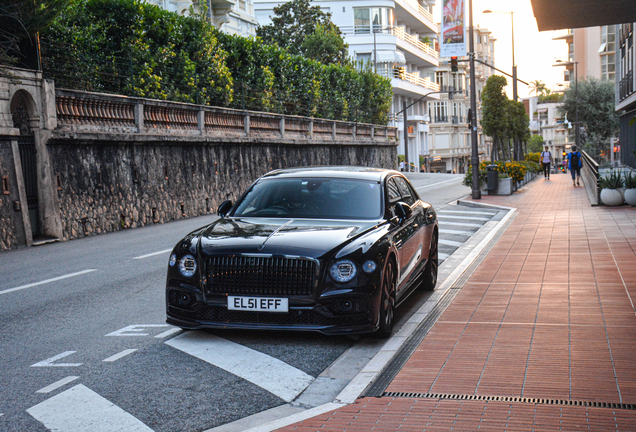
[560,77,619,160]
[529,79,548,96]
[0,0,70,68]
[256,0,349,65]
[528,134,544,153]
[481,75,509,161]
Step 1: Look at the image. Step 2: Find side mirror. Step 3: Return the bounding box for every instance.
[217,200,233,218]
[394,202,412,222]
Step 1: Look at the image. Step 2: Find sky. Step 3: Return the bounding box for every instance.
[433,0,570,99]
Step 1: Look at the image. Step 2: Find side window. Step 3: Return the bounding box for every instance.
[386,177,401,218]
[394,177,415,206]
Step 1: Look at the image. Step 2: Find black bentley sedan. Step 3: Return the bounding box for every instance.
[166,167,438,337]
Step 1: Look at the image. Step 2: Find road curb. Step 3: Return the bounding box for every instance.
[237,202,517,432]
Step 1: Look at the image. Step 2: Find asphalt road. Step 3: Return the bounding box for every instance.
[0,172,479,432]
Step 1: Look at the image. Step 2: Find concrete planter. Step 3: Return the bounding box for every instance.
[600,188,624,206]
[625,189,636,206]
[497,177,513,195]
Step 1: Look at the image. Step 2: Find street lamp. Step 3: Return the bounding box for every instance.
[555,60,579,149]
[483,10,517,101]
[469,0,480,198]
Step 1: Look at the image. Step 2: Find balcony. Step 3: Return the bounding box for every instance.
[393,0,437,34]
[620,70,634,101]
[343,25,438,66]
[377,67,440,92]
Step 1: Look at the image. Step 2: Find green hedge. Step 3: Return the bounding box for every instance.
[40,0,393,124]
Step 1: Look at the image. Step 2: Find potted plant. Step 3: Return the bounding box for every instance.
[624,171,636,207]
[600,171,625,206]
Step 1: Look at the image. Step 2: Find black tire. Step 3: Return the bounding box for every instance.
[376,260,396,338]
[421,231,438,291]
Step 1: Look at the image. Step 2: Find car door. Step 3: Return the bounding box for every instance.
[393,176,425,293]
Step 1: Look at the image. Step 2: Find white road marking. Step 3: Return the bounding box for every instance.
[31,351,82,367]
[439,229,473,235]
[27,384,154,432]
[133,249,172,260]
[0,269,97,296]
[439,221,483,228]
[166,331,314,402]
[439,239,464,247]
[438,215,491,221]
[36,376,80,394]
[154,327,181,339]
[105,324,170,337]
[438,210,497,216]
[103,349,137,362]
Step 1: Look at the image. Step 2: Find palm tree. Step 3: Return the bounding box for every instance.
[529,80,548,96]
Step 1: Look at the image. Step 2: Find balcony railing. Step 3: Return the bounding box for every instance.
[347,26,438,59]
[399,0,435,23]
[377,67,440,91]
[619,70,634,101]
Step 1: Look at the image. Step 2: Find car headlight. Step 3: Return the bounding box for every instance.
[362,260,377,273]
[330,259,357,283]
[169,254,177,267]
[179,255,197,278]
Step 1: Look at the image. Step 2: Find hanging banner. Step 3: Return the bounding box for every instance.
[441,0,466,57]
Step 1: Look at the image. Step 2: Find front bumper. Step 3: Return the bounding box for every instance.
[166,287,379,335]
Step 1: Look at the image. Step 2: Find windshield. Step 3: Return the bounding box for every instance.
[233,178,383,219]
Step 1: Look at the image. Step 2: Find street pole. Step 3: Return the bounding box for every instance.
[574,62,579,150]
[403,101,409,172]
[511,12,517,102]
[469,0,480,199]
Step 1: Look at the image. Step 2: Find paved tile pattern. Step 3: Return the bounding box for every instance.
[277,174,636,431]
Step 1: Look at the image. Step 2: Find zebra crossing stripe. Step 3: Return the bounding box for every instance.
[166,331,314,402]
[27,384,153,432]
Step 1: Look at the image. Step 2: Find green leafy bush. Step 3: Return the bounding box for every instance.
[600,170,624,189]
[624,171,636,189]
[40,0,393,124]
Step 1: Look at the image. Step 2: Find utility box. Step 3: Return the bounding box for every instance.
[487,165,498,192]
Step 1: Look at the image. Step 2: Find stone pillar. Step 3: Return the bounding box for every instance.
[197,110,205,134]
[134,103,145,133]
[280,118,285,137]
[244,114,250,136]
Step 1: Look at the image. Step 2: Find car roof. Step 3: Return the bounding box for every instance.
[260,166,400,182]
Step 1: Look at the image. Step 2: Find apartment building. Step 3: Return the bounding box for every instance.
[553,25,617,86]
[524,96,569,166]
[254,0,441,172]
[616,22,635,168]
[428,26,494,173]
[146,0,259,37]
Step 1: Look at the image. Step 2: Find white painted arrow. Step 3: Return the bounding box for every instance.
[31,351,82,367]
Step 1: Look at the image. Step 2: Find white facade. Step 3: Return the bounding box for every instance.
[254,0,442,172]
[427,26,494,173]
[146,0,259,37]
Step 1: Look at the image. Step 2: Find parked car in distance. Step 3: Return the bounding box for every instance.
[166,166,438,337]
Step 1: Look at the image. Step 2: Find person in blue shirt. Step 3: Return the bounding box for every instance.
[567,145,582,187]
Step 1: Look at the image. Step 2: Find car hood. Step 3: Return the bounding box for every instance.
[198,217,382,259]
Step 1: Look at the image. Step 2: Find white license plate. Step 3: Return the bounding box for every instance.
[228,296,289,313]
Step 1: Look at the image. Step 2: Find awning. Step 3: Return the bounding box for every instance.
[531,0,636,31]
[375,50,406,65]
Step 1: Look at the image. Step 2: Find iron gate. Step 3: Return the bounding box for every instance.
[18,135,39,237]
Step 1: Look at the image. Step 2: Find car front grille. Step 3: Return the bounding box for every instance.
[168,305,368,327]
[206,255,318,296]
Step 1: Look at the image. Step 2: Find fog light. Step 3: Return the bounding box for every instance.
[169,254,177,266]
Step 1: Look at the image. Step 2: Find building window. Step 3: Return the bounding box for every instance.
[354,7,391,33]
[601,53,616,81]
[356,52,372,69]
[436,72,445,88]
[433,102,448,122]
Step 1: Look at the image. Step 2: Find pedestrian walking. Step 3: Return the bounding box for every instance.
[540,146,552,180]
[567,145,582,186]
[399,160,405,172]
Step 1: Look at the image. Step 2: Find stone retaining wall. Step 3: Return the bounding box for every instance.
[49,139,396,241]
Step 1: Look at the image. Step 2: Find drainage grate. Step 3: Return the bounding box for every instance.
[382,391,636,410]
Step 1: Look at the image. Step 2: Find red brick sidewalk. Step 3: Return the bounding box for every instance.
[277,173,636,431]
